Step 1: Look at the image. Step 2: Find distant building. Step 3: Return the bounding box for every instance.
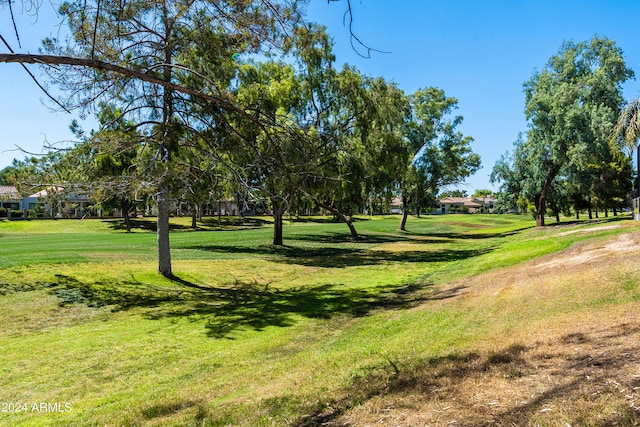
[22,187,93,218]
[390,196,403,214]
[0,185,24,215]
[438,196,496,214]
[0,185,92,218]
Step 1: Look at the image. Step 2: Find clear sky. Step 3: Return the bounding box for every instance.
[2,0,640,192]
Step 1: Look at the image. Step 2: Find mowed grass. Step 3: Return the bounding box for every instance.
[1,213,639,426]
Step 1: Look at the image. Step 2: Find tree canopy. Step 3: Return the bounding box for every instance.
[492,36,634,225]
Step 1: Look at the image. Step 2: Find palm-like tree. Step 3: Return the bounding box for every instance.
[613,98,640,152]
[612,99,640,213]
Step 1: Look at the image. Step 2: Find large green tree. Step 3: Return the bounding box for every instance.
[519,36,632,226]
[232,59,310,245]
[302,71,410,239]
[19,0,302,276]
[399,88,480,231]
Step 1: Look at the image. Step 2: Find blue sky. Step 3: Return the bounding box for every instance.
[2,0,640,191]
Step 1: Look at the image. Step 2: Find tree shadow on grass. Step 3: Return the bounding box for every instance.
[47,274,459,338]
[198,216,272,229]
[151,278,449,338]
[545,215,632,228]
[286,216,371,224]
[103,218,191,232]
[289,231,402,245]
[179,243,494,268]
[290,227,533,246]
[103,216,272,232]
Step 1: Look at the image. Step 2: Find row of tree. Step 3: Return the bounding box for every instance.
[1,0,480,277]
[7,6,639,279]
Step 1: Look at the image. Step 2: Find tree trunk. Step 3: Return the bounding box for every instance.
[576,210,580,220]
[399,195,409,231]
[555,210,560,223]
[298,189,358,239]
[121,199,131,232]
[343,215,358,239]
[536,178,552,227]
[536,168,562,227]
[588,206,593,219]
[191,204,197,229]
[272,197,284,246]
[157,179,172,278]
[318,201,357,239]
[536,200,546,226]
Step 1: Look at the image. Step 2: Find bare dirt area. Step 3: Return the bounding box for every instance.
[332,230,640,426]
[557,224,622,236]
[535,231,638,273]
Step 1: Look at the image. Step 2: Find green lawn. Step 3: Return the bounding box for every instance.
[1,213,638,426]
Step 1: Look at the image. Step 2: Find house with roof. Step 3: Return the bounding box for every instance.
[0,185,24,216]
[438,196,496,214]
[22,187,93,218]
[0,185,93,218]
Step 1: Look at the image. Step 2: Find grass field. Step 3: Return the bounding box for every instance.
[1,213,640,426]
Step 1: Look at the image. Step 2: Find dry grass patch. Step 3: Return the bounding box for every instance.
[337,315,640,426]
[328,231,640,426]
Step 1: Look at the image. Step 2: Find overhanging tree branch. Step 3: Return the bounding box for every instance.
[0,53,236,111]
[0,38,71,113]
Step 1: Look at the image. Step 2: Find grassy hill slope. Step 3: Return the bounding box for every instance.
[1,214,639,426]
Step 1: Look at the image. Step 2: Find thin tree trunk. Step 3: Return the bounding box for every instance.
[588,206,593,219]
[399,195,409,231]
[157,179,172,277]
[271,197,284,246]
[299,189,358,239]
[319,202,357,239]
[536,178,553,227]
[121,199,131,232]
[158,24,174,279]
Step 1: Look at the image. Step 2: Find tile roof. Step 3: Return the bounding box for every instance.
[0,185,20,199]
